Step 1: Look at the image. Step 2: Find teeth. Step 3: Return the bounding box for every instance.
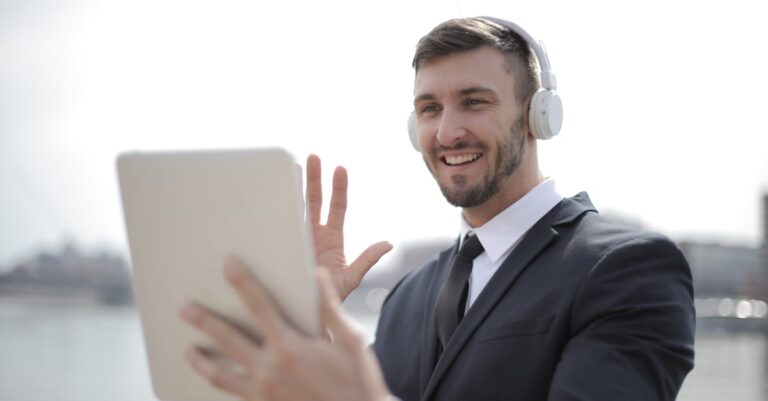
[445,153,480,165]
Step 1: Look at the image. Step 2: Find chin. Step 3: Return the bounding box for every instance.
[439,182,497,208]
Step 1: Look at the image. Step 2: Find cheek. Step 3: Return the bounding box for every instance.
[416,122,436,152]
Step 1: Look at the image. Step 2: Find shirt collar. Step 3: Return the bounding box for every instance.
[459,179,564,263]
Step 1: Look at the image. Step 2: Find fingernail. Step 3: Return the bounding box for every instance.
[223,255,244,276]
[185,347,215,376]
[224,254,239,267]
[179,303,200,322]
[184,346,201,364]
[184,346,196,362]
[223,261,243,280]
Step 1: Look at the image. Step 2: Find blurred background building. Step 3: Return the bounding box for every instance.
[346,193,768,335]
[0,242,132,305]
[3,193,767,330]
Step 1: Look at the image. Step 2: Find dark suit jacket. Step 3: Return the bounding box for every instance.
[373,193,695,401]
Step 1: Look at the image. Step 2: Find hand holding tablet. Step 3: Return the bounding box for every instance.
[118,148,392,401]
[179,259,391,401]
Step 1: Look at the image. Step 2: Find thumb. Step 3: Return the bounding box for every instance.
[348,241,393,285]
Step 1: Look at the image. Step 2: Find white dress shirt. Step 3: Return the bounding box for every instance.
[459,179,563,312]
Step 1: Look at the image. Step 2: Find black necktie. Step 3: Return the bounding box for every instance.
[435,233,484,351]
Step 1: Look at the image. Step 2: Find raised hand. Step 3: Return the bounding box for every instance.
[305,154,392,301]
[180,257,392,401]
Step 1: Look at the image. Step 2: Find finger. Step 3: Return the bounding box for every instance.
[326,165,348,230]
[347,241,394,286]
[305,154,322,226]
[179,302,259,369]
[223,256,291,345]
[316,269,361,346]
[185,346,249,396]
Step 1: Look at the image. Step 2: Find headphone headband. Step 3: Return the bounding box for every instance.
[477,16,557,90]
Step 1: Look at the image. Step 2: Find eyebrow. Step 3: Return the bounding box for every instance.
[413,93,435,106]
[413,86,498,106]
[460,86,496,96]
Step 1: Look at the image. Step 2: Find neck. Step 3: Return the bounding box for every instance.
[462,172,543,228]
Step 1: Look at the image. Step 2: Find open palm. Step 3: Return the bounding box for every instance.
[305,155,392,301]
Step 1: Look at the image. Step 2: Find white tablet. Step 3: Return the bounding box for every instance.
[117,148,319,401]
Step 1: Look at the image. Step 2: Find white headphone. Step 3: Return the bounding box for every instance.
[408,16,563,151]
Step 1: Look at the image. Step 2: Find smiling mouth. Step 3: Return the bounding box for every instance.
[442,153,482,166]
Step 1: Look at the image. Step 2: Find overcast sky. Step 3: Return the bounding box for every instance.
[1,0,767,269]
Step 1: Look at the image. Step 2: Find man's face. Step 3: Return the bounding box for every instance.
[413,46,528,208]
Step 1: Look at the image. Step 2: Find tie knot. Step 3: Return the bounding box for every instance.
[458,234,484,259]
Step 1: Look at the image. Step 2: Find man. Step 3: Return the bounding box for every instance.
[180,17,695,401]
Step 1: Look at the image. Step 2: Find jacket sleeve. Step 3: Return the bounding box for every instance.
[548,234,696,401]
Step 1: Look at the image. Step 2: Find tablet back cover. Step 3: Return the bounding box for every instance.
[117,148,318,401]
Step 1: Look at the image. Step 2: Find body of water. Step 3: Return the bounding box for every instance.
[0,301,765,400]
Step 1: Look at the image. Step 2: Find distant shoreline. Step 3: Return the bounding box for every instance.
[0,286,134,307]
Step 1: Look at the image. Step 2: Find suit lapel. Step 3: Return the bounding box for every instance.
[418,242,458,395]
[420,193,596,401]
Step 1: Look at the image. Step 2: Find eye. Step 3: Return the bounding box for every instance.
[419,103,441,115]
[464,98,487,107]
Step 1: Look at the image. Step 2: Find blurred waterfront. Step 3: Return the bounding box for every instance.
[0,300,766,401]
[2,193,768,399]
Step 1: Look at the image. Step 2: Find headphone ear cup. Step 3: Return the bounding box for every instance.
[407,112,420,151]
[528,89,563,140]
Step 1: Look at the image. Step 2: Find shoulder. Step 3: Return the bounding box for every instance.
[552,194,687,268]
[561,207,695,336]
[571,214,693,301]
[545,195,693,311]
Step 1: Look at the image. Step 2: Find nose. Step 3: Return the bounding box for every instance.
[435,108,467,148]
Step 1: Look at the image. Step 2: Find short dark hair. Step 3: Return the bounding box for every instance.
[412,17,540,103]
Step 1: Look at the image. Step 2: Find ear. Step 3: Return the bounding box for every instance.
[407,111,420,151]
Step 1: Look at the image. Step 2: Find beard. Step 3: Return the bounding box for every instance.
[426,117,526,208]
